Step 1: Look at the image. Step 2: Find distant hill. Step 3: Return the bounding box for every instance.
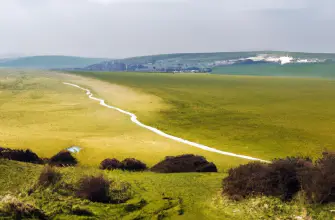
[82,51,335,74]
[0,56,107,69]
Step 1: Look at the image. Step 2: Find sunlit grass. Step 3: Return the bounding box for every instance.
[0,71,247,171]
[71,71,335,160]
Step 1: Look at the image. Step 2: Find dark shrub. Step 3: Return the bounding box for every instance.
[38,166,61,187]
[223,162,271,201]
[0,148,42,164]
[196,162,218,172]
[49,150,77,167]
[223,157,312,201]
[151,154,217,173]
[300,151,335,204]
[76,175,111,203]
[100,158,123,170]
[122,158,147,171]
[268,157,312,201]
[0,195,47,220]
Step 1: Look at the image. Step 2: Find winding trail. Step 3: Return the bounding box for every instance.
[63,82,270,163]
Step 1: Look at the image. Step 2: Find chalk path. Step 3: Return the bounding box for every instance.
[63,82,270,163]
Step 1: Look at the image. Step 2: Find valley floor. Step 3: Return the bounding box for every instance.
[0,70,334,219]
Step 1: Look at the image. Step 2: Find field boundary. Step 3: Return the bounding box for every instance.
[63,82,270,163]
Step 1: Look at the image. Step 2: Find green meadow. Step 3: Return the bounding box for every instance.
[0,70,334,219]
[71,71,335,161]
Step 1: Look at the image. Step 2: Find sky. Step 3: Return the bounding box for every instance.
[0,0,335,58]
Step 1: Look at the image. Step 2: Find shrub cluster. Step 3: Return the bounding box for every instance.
[100,158,123,170]
[99,158,147,171]
[49,150,78,167]
[76,175,111,203]
[76,175,132,204]
[300,152,335,204]
[0,147,42,164]
[223,152,335,204]
[151,154,217,173]
[122,158,147,171]
[0,147,79,168]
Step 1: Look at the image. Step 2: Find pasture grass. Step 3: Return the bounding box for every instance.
[0,70,247,170]
[71,71,335,161]
[0,71,334,219]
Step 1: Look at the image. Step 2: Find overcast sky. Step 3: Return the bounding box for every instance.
[1,0,334,58]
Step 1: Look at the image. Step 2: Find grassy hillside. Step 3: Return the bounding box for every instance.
[1,159,333,219]
[119,51,335,65]
[71,71,335,161]
[0,56,107,69]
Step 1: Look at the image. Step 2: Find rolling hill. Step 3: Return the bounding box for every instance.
[82,51,335,75]
[0,56,107,69]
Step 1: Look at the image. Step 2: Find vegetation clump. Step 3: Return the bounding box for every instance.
[0,195,47,220]
[38,166,62,187]
[76,175,111,203]
[151,154,217,173]
[49,150,77,167]
[76,175,132,204]
[99,158,123,170]
[300,151,335,204]
[121,158,147,171]
[0,147,42,164]
[222,156,312,201]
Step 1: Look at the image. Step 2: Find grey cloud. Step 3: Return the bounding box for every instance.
[0,0,334,58]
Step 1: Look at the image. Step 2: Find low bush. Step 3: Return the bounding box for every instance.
[0,148,42,164]
[122,158,147,171]
[0,195,47,220]
[269,157,312,201]
[300,152,335,204]
[222,162,271,201]
[222,157,312,201]
[76,175,133,204]
[100,158,123,170]
[76,175,111,203]
[151,154,217,173]
[38,166,62,187]
[49,150,77,167]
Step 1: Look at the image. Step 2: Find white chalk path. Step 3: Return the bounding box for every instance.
[63,82,270,163]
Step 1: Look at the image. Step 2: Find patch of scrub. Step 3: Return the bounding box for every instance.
[67,146,81,153]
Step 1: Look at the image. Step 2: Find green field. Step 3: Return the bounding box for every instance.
[0,71,247,170]
[71,71,335,161]
[1,70,334,219]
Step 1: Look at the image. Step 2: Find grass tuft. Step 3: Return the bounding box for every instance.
[38,166,62,187]
[0,195,47,220]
